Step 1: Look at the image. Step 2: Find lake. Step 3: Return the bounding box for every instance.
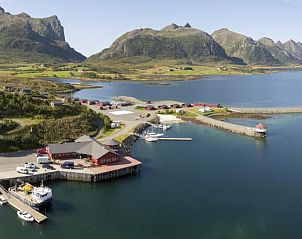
[2,71,302,239]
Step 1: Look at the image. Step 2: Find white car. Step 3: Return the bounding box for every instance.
[24,162,36,171]
[16,167,29,174]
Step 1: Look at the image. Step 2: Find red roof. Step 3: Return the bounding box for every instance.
[256,123,267,129]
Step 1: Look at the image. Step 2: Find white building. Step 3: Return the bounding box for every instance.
[199,107,212,113]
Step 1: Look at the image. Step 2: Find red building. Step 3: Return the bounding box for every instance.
[45,136,121,166]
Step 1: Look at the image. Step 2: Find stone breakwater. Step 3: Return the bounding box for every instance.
[229,107,302,114]
[195,115,265,138]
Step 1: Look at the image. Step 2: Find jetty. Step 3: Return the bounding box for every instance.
[0,185,47,224]
[228,107,302,114]
[195,115,265,138]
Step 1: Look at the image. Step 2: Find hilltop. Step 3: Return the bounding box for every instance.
[88,24,302,67]
[0,7,85,63]
[87,23,243,65]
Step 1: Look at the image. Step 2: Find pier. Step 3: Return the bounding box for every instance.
[195,115,265,138]
[0,185,47,223]
[228,107,302,114]
[158,138,192,141]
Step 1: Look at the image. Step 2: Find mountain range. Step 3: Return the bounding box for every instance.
[0,7,85,63]
[0,5,301,66]
[88,23,302,66]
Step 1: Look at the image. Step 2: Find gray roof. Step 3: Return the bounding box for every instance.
[101,139,119,146]
[75,135,93,143]
[48,138,118,159]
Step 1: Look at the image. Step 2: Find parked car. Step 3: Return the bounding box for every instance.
[16,167,29,174]
[42,164,55,170]
[61,161,74,169]
[24,162,36,172]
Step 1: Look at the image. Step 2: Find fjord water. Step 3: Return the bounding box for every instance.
[61,71,302,107]
[2,72,302,238]
[2,117,302,239]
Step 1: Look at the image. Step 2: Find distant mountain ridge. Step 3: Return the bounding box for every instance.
[88,23,243,65]
[0,7,85,63]
[88,24,302,66]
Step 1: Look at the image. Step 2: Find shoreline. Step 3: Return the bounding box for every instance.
[42,66,302,83]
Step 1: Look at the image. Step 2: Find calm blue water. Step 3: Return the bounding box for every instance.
[57,71,302,107]
[2,72,302,239]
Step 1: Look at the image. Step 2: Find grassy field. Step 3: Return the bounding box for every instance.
[114,133,130,143]
[0,62,300,82]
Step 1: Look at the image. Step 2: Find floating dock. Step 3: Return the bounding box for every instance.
[0,185,47,224]
[158,138,192,141]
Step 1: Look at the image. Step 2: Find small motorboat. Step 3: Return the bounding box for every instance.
[162,124,171,131]
[17,211,34,222]
[0,195,7,206]
[145,132,163,138]
[0,195,7,205]
[145,137,158,142]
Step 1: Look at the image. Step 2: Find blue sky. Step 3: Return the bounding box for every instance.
[0,0,301,56]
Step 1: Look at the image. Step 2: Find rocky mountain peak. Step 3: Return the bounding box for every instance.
[184,23,191,28]
[258,37,275,47]
[161,23,180,31]
[0,7,85,62]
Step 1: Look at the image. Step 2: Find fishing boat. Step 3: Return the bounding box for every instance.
[31,182,53,204]
[9,181,53,207]
[17,211,34,222]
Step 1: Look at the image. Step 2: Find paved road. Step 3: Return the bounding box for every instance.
[88,105,157,142]
[0,150,36,173]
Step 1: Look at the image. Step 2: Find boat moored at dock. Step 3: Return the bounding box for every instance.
[9,182,53,208]
[17,210,34,222]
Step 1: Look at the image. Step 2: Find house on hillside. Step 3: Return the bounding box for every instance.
[87,100,99,105]
[2,84,15,92]
[16,87,32,95]
[50,101,64,108]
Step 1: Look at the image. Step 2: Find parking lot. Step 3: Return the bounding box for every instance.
[0,150,36,173]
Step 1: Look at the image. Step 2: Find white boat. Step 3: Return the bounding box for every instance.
[145,137,158,142]
[145,132,164,138]
[17,211,34,222]
[31,182,53,204]
[0,195,7,205]
[162,124,171,131]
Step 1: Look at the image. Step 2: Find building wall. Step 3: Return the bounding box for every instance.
[92,152,121,166]
[51,152,80,160]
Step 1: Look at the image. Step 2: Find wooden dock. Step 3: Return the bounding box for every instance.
[0,185,47,223]
[158,138,192,141]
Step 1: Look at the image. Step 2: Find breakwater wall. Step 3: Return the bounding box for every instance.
[229,107,302,114]
[0,165,141,188]
[195,115,264,138]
